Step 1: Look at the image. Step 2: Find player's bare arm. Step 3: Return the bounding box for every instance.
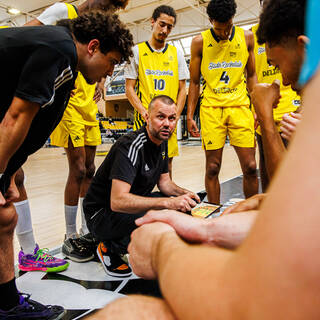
[251,81,285,179]
[176,80,187,119]
[0,97,40,173]
[136,208,258,248]
[125,78,148,121]
[187,35,203,137]
[244,30,258,93]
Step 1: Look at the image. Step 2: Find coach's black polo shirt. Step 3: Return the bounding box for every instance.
[84,126,168,214]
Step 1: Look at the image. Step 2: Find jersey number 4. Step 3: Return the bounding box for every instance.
[219,71,230,84]
[154,79,165,91]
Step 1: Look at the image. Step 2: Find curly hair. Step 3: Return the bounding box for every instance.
[206,0,237,22]
[152,5,177,25]
[257,0,306,47]
[104,0,129,11]
[57,11,133,63]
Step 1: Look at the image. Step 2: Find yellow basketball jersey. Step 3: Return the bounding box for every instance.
[61,3,98,125]
[200,26,250,107]
[252,23,301,133]
[136,42,179,109]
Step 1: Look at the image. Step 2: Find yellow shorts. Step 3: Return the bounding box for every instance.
[200,106,255,150]
[50,120,101,148]
[134,112,178,158]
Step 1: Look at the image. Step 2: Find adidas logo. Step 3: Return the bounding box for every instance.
[208,44,213,47]
[143,53,148,56]
[145,164,150,171]
[74,136,80,141]
[207,140,212,145]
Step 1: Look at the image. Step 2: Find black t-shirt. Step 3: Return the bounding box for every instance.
[0,25,77,176]
[84,126,169,213]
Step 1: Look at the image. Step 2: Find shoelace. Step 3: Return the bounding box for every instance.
[34,248,54,263]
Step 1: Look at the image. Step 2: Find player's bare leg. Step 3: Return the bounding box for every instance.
[79,145,96,198]
[0,204,17,285]
[234,146,258,198]
[205,148,224,204]
[65,138,87,208]
[86,295,176,320]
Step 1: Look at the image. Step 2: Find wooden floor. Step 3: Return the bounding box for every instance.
[13,141,258,257]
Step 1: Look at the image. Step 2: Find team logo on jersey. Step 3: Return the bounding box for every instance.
[230,52,236,57]
[258,46,265,55]
[162,151,166,159]
[293,99,301,106]
[163,61,169,66]
[208,61,243,70]
[168,56,174,61]
[262,68,280,77]
[235,43,240,49]
[145,69,173,76]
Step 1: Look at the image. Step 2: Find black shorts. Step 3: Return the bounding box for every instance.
[0,173,11,196]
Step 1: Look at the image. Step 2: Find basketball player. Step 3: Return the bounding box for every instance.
[252,0,301,191]
[0,12,133,319]
[14,0,129,267]
[125,5,189,177]
[187,0,258,204]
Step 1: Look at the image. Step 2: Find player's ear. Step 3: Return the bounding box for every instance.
[87,39,100,55]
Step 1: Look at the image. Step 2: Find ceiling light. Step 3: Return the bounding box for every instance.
[7,7,21,15]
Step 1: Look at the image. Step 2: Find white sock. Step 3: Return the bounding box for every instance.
[65,205,78,238]
[15,200,36,254]
[79,197,89,235]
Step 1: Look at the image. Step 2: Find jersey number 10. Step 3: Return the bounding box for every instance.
[154,79,165,91]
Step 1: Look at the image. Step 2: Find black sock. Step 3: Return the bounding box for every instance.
[0,278,20,310]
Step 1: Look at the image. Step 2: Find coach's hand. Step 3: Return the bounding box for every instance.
[187,118,200,137]
[128,222,175,279]
[167,194,197,212]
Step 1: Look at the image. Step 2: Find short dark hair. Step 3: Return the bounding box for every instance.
[152,5,177,25]
[257,0,306,47]
[149,95,175,112]
[57,10,133,63]
[206,0,237,22]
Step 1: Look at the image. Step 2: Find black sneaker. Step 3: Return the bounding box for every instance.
[0,293,65,319]
[62,235,94,262]
[96,242,132,278]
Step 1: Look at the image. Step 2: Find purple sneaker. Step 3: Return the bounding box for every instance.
[18,244,69,273]
[0,293,65,319]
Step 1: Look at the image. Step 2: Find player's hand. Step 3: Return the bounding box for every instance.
[128,222,175,279]
[141,109,148,122]
[167,194,198,212]
[222,193,266,215]
[93,84,103,103]
[251,80,281,122]
[280,112,302,141]
[187,118,200,137]
[136,209,209,244]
